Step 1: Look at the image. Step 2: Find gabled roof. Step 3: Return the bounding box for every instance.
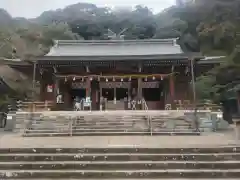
[46,39,184,57]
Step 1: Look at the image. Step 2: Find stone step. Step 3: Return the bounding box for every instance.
[25,129,149,133]
[33,119,185,122]
[30,119,189,123]
[31,120,148,124]
[8,179,239,180]
[32,116,180,120]
[2,147,238,154]
[0,161,240,170]
[1,153,239,162]
[0,169,240,179]
[30,122,148,126]
[28,128,194,132]
[31,124,144,128]
[27,129,150,133]
[32,121,146,124]
[23,131,200,137]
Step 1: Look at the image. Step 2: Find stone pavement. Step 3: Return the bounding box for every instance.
[0,130,238,148]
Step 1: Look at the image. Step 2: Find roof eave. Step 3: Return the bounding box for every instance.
[37,53,203,61]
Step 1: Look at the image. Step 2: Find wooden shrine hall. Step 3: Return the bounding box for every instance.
[32,39,221,110]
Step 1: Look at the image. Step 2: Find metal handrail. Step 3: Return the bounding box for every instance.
[142,99,152,136]
[69,117,73,136]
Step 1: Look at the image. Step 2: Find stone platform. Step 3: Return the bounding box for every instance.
[0,131,237,148]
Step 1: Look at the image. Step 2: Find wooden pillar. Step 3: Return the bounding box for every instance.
[237,91,240,113]
[137,63,142,100]
[86,77,91,97]
[40,79,46,101]
[63,81,71,109]
[137,78,142,99]
[169,75,175,99]
[114,87,117,104]
[54,78,59,98]
[170,66,175,100]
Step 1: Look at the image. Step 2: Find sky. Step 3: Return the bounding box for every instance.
[1,0,176,18]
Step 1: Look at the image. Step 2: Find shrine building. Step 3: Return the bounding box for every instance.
[8,39,223,110]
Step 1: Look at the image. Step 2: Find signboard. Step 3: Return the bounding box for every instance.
[84,97,91,107]
[47,85,53,93]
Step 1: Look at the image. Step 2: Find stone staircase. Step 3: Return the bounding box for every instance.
[0,147,239,179]
[20,111,200,137]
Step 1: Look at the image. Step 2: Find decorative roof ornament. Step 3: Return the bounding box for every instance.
[106,28,128,40]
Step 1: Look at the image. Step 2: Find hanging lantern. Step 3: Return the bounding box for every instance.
[90,77,93,81]
[129,77,131,81]
[113,77,115,81]
[106,78,108,82]
[145,77,147,81]
[65,77,67,82]
[73,77,76,81]
[161,76,163,81]
[121,78,123,82]
[82,77,84,82]
[152,76,156,80]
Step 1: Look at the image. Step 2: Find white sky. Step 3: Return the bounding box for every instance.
[1,0,176,18]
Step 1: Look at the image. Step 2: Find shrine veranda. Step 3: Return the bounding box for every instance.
[6,39,223,110]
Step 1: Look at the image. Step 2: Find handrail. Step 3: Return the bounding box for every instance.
[142,99,152,136]
[69,116,73,136]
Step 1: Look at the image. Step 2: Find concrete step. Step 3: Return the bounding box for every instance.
[0,161,240,170]
[0,169,239,179]
[23,131,200,137]
[1,153,239,162]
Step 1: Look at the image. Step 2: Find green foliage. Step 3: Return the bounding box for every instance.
[0,20,81,59]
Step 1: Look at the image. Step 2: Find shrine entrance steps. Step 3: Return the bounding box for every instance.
[0,147,240,179]
[17,111,200,137]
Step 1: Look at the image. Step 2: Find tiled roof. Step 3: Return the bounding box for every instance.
[46,39,183,57]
